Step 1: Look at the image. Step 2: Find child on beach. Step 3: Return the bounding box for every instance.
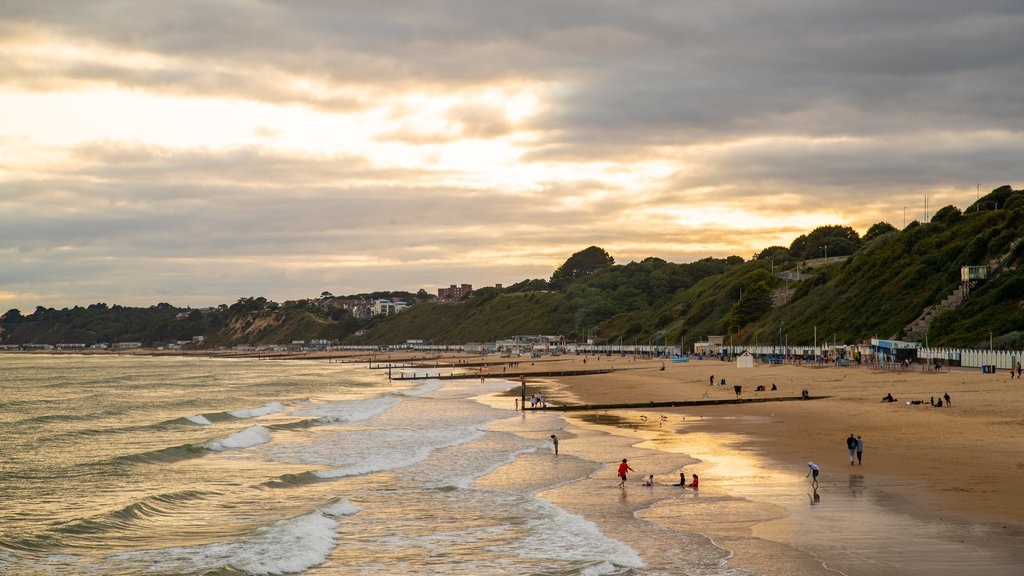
[617,459,634,487]
[807,462,820,485]
[687,474,699,490]
[643,474,654,487]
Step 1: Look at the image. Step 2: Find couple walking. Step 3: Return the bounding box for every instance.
[846,433,864,465]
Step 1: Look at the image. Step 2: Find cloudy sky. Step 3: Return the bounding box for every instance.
[2,1,1022,312]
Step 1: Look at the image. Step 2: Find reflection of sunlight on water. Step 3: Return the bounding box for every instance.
[557,411,1024,576]
[664,419,1024,576]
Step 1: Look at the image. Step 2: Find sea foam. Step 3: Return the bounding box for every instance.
[208,425,271,451]
[109,500,358,575]
[293,395,400,423]
[400,379,444,396]
[229,402,285,419]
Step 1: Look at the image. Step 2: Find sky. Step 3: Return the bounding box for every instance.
[2,1,1023,313]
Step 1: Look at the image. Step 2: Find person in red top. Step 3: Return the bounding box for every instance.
[617,459,634,487]
[687,474,699,490]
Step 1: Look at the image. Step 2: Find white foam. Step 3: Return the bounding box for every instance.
[321,498,362,517]
[293,395,400,423]
[311,426,487,479]
[208,425,271,451]
[229,402,285,419]
[108,502,352,575]
[400,379,444,396]
[230,508,340,575]
[186,414,211,425]
[506,499,646,571]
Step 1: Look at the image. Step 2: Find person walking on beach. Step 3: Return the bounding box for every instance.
[944,392,951,407]
[617,459,634,487]
[846,433,857,465]
[856,435,864,465]
[551,434,559,455]
[807,461,820,486]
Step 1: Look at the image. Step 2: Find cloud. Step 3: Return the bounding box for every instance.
[1,0,1022,312]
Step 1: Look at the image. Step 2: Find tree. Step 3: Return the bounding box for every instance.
[550,246,615,290]
[755,246,791,261]
[790,225,861,259]
[863,222,897,241]
[2,309,23,323]
[727,281,772,333]
[931,205,962,225]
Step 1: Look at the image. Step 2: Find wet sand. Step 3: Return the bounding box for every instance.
[522,355,1024,575]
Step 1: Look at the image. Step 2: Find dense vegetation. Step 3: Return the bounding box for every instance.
[3,187,1023,350]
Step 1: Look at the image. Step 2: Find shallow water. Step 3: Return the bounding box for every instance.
[547,415,1024,576]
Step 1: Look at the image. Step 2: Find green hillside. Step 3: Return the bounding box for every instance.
[355,186,1024,350]
[3,186,1022,350]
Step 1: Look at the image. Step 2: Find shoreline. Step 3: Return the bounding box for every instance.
[533,356,1024,526]
[11,348,1023,524]
[515,357,1024,575]
[10,349,1024,573]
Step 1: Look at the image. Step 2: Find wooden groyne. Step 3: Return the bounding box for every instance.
[530,395,827,411]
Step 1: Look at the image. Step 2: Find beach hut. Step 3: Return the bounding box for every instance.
[736,350,754,369]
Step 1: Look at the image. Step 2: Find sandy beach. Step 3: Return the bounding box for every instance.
[492,353,1024,575]
[466,353,1020,520]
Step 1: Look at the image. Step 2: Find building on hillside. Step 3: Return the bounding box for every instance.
[438,284,472,299]
[371,299,408,316]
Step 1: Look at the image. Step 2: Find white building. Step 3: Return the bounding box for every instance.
[371,300,408,316]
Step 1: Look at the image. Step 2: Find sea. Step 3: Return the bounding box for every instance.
[1,354,1021,576]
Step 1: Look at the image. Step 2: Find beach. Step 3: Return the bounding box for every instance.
[6,348,1024,574]
[519,355,1024,523]
[154,346,1024,525]
[514,354,1024,575]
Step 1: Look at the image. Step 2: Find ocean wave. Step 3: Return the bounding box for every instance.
[1,490,216,554]
[228,402,285,419]
[312,426,487,480]
[400,379,444,396]
[107,500,359,575]
[292,395,400,424]
[262,470,323,488]
[493,498,646,573]
[112,442,211,466]
[265,418,319,431]
[207,426,271,451]
[104,425,272,469]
